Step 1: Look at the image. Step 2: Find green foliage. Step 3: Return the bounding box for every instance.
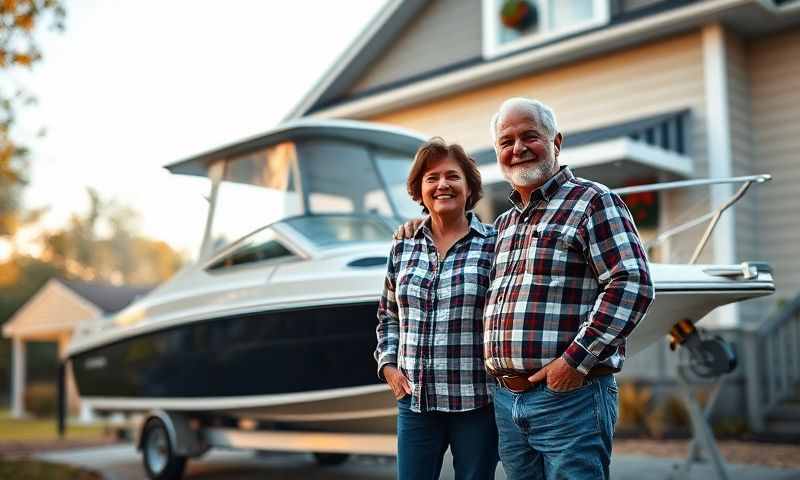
[38,188,185,284]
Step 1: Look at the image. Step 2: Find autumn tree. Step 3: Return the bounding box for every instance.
[1,0,65,236]
[39,188,185,285]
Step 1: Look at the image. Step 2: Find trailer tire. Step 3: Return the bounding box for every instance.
[312,452,350,466]
[142,417,187,480]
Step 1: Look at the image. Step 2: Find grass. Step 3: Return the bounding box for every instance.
[0,459,101,479]
[0,410,109,443]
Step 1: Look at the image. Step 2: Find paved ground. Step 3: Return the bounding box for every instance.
[35,444,800,480]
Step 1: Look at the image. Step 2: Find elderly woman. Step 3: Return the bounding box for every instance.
[374,138,498,480]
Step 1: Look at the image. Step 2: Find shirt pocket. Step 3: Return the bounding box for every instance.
[525,225,580,285]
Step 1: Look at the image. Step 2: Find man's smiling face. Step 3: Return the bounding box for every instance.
[495,109,561,193]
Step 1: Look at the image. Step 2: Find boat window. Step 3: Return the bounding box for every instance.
[210,142,303,252]
[297,140,410,219]
[374,149,422,219]
[207,138,416,255]
[207,226,294,271]
[283,215,394,248]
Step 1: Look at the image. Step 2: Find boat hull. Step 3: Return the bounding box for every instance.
[72,268,774,435]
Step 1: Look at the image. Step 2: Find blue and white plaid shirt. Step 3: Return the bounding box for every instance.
[375,213,496,413]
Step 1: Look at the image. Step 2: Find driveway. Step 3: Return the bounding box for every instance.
[35,444,800,480]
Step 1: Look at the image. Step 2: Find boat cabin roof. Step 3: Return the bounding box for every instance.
[165,119,427,178]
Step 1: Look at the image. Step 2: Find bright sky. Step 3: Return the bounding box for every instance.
[12,0,387,259]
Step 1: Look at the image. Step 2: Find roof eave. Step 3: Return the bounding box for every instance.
[305,0,759,120]
[283,0,427,122]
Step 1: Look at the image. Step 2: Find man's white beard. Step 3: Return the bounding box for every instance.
[505,156,557,188]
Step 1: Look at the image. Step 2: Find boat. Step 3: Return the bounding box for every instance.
[65,119,774,437]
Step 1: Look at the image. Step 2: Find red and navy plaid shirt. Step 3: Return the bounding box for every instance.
[375,213,496,413]
[484,167,654,375]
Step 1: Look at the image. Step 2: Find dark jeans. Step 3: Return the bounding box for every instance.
[493,374,619,480]
[397,395,499,480]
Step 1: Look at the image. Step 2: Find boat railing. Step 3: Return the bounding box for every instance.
[611,174,772,264]
[740,292,800,432]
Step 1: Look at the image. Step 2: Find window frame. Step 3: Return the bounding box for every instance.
[481,0,610,59]
[203,224,307,274]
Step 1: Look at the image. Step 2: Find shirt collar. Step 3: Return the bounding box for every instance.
[508,166,574,212]
[413,211,487,239]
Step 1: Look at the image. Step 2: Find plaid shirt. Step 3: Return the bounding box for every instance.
[484,167,654,375]
[375,213,496,413]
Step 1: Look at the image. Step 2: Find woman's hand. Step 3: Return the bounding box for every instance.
[394,218,424,240]
[382,365,412,399]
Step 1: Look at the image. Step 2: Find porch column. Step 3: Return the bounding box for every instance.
[702,23,738,327]
[11,336,26,418]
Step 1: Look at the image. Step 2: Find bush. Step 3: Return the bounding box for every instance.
[23,382,57,418]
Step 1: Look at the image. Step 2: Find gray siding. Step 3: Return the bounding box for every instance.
[349,0,483,95]
[726,33,762,325]
[749,29,800,304]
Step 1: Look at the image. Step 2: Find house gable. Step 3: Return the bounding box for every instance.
[2,279,102,339]
[347,0,483,97]
[292,0,779,119]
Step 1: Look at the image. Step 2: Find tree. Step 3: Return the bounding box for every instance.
[38,188,185,285]
[1,0,65,236]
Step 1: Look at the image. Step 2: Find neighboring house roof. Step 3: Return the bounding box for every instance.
[59,279,152,314]
[2,278,153,340]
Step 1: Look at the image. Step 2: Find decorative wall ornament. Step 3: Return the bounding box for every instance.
[500,0,537,31]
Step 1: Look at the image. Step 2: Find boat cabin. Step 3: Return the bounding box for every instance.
[165,120,426,261]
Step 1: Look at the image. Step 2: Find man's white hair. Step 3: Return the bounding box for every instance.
[490,97,559,144]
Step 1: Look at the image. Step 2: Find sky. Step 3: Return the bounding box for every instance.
[9,0,387,260]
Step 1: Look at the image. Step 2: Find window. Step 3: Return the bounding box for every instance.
[207,227,294,271]
[482,0,609,58]
[210,142,303,251]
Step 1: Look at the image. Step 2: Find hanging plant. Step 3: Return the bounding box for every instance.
[500,0,537,31]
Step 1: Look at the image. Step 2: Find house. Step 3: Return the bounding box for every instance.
[287,0,800,431]
[3,278,152,419]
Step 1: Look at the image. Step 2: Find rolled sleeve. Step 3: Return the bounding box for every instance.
[563,192,655,375]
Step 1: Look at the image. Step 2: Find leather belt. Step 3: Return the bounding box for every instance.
[487,365,617,394]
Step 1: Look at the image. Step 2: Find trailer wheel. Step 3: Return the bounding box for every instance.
[142,417,187,480]
[312,452,350,466]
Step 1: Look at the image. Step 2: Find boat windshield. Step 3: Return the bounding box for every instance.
[209,139,419,253]
[282,215,395,248]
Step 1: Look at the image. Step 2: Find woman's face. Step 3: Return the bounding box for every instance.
[420,155,471,217]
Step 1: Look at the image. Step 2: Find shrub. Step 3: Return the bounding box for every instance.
[23,382,57,418]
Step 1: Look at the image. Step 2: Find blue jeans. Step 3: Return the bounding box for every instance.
[493,375,619,480]
[397,396,499,480]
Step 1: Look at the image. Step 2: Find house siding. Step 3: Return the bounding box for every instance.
[364,31,712,261]
[749,28,800,304]
[725,32,762,325]
[349,0,483,95]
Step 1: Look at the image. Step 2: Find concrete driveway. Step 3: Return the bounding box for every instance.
[35,444,800,480]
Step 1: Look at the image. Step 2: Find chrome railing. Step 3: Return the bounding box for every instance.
[742,293,800,432]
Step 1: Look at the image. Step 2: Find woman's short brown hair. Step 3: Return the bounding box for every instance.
[406,137,483,213]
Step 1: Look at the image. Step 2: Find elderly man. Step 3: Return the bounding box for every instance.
[396,97,654,479]
[483,97,654,479]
